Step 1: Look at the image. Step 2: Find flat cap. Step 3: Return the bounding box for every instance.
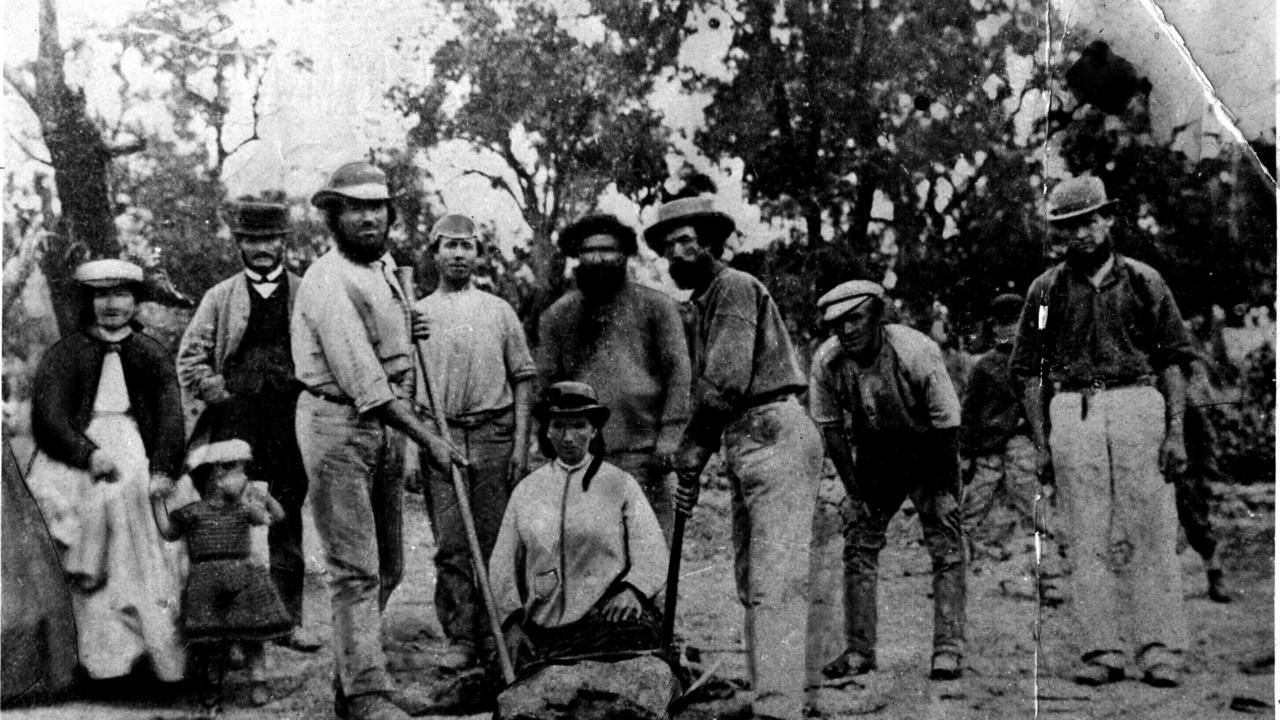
[642,195,735,251]
[74,259,144,288]
[310,162,394,209]
[1046,176,1116,222]
[818,279,885,323]
[430,214,478,240]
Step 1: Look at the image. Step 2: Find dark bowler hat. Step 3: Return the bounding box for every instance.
[1046,176,1116,222]
[534,381,611,428]
[642,195,735,252]
[310,162,395,209]
[229,202,290,237]
[558,214,638,257]
[989,293,1024,324]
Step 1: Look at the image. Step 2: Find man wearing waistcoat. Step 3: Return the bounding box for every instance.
[177,201,322,653]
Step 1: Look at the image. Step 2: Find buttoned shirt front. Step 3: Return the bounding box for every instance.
[291,249,414,414]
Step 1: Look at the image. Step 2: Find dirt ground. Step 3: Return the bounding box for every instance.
[4,461,1274,720]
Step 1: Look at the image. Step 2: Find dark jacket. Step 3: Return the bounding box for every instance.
[32,329,185,477]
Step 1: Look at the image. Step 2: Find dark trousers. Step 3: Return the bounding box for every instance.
[842,443,966,659]
[424,410,514,648]
[206,391,307,625]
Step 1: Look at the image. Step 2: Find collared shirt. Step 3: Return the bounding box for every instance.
[1009,254,1195,386]
[809,324,960,439]
[536,281,691,454]
[245,265,283,299]
[291,249,414,413]
[415,283,536,419]
[687,261,808,417]
[488,455,667,629]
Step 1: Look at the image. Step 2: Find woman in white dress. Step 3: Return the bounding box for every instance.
[28,259,190,682]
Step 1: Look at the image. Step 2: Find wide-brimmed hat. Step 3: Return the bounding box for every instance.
[988,293,1024,324]
[642,195,736,252]
[185,439,253,472]
[229,202,290,238]
[558,214,638,257]
[818,279,885,324]
[534,381,611,427]
[74,259,145,289]
[1046,176,1116,222]
[310,162,394,209]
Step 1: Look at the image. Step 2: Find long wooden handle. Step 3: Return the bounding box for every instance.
[661,511,687,648]
[395,267,517,684]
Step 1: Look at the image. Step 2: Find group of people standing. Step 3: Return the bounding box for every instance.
[15,160,1217,720]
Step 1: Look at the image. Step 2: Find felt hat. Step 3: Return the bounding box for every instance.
[73,259,145,289]
[430,214,478,241]
[1046,176,1116,222]
[558,214,638,257]
[310,162,394,209]
[185,439,252,472]
[818,279,886,323]
[534,381,611,428]
[988,293,1024,324]
[229,202,290,237]
[642,195,735,252]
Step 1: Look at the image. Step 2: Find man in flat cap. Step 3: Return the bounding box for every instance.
[646,196,822,720]
[536,213,690,540]
[1011,176,1193,687]
[411,213,537,673]
[177,201,322,654]
[808,279,967,681]
[293,162,467,720]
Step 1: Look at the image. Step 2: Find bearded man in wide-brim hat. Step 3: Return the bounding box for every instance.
[176,200,323,654]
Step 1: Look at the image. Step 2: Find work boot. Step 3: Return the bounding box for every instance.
[1073,651,1124,686]
[1138,644,1182,688]
[345,693,411,720]
[275,626,324,653]
[1207,568,1232,603]
[930,651,963,681]
[822,650,875,679]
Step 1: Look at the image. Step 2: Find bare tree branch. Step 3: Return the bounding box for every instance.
[459,168,523,209]
[7,131,53,165]
[223,63,268,160]
[107,139,147,157]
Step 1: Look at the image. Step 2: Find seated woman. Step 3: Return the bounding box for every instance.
[488,381,677,717]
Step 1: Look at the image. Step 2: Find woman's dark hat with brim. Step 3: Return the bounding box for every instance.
[310,162,396,209]
[642,195,736,252]
[558,214,639,257]
[534,381,611,427]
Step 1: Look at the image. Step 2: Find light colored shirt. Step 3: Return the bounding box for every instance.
[245,266,283,299]
[415,283,536,419]
[488,456,667,629]
[809,324,961,435]
[291,249,414,413]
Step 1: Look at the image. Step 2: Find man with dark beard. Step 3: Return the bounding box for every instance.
[292,162,468,720]
[412,213,537,673]
[1011,176,1195,689]
[645,196,822,720]
[535,214,690,539]
[177,201,323,654]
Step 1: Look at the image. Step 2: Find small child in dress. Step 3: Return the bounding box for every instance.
[150,439,292,716]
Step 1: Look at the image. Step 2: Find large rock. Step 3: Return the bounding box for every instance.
[496,655,679,720]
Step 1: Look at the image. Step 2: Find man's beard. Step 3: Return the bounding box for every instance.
[668,255,711,290]
[335,231,389,263]
[1065,237,1112,273]
[574,262,626,299]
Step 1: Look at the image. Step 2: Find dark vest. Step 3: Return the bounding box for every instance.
[224,275,295,398]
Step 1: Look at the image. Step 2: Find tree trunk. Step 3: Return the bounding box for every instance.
[22,0,120,336]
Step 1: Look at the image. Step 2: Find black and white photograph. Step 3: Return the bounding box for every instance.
[2,0,1274,718]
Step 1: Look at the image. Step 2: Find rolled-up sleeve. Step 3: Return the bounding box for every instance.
[502,305,538,384]
[808,340,843,428]
[918,342,962,429]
